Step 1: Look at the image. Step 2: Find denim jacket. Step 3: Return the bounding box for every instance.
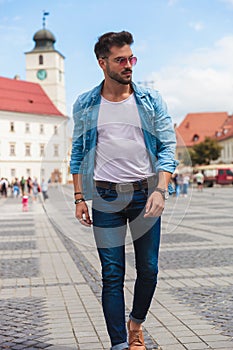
[70,81,178,199]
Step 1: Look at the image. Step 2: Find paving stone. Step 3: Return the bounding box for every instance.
[0,229,35,236]
[0,257,39,278]
[0,241,36,250]
[171,285,233,339]
[161,233,210,244]
[0,297,53,349]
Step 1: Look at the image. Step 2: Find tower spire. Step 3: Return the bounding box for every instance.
[42,10,50,29]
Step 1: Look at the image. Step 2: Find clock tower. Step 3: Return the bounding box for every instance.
[25,26,66,115]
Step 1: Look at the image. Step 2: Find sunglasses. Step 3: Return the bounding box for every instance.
[102,56,137,66]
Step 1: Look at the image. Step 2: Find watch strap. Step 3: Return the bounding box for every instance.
[154,187,169,200]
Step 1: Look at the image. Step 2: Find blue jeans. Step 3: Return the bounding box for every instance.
[92,186,161,350]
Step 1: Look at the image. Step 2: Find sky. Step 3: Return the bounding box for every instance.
[1,0,233,125]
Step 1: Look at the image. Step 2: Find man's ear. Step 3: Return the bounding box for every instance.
[98,58,106,70]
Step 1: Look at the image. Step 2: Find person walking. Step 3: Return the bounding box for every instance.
[194,171,204,191]
[13,178,20,198]
[181,174,190,197]
[70,31,178,350]
[0,178,8,198]
[41,178,49,201]
[32,178,39,201]
[20,176,26,196]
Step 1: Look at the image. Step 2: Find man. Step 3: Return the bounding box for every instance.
[70,31,178,350]
[194,170,204,191]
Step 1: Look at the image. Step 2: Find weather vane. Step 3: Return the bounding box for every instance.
[42,10,50,29]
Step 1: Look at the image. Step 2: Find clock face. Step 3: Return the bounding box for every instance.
[37,69,47,80]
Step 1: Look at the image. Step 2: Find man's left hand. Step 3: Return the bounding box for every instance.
[144,191,165,217]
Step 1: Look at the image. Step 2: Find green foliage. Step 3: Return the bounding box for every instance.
[188,137,222,166]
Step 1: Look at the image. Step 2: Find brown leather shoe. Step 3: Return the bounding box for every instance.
[127,320,146,349]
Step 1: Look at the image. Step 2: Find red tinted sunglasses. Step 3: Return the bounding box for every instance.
[102,56,137,66]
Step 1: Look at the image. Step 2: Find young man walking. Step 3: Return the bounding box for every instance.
[70,31,178,350]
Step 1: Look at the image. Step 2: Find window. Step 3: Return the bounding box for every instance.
[59,70,62,82]
[40,144,45,157]
[39,55,43,65]
[227,169,233,176]
[219,170,224,175]
[25,144,31,156]
[26,169,31,176]
[54,144,59,157]
[11,169,16,178]
[54,125,58,135]
[25,123,30,133]
[40,124,44,134]
[9,143,16,156]
[10,122,15,132]
[192,134,199,142]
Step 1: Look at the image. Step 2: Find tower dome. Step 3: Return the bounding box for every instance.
[32,29,56,51]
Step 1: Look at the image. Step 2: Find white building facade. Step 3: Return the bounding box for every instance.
[0,109,67,183]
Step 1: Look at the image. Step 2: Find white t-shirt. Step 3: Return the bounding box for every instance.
[93,93,153,183]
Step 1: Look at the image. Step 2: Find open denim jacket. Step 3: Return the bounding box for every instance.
[70,81,179,200]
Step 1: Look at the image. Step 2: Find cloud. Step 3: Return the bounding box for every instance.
[148,36,233,124]
[221,0,233,7]
[167,0,179,6]
[189,21,204,31]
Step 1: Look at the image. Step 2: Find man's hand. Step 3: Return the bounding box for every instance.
[75,202,92,227]
[144,191,165,218]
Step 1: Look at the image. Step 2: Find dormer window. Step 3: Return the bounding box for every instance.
[192,134,199,142]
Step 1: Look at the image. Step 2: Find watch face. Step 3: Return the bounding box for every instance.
[165,191,169,200]
[37,69,47,80]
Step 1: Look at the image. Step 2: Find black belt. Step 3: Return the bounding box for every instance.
[94,175,157,193]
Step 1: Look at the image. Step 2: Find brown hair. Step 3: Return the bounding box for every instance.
[94,31,134,59]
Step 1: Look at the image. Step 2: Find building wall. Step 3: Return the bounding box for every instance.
[0,110,68,183]
[218,137,233,163]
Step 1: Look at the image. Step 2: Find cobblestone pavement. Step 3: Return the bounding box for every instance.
[0,185,233,350]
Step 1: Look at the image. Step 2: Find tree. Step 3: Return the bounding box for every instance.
[188,137,222,166]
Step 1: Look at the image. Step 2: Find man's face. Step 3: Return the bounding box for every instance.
[99,45,135,85]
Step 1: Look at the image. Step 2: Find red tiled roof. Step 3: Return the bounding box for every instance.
[0,76,64,116]
[176,112,228,147]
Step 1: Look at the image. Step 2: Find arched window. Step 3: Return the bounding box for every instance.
[192,134,199,142]
[39,55,43,65]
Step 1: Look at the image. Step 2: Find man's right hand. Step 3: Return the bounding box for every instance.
[75,202,93,227]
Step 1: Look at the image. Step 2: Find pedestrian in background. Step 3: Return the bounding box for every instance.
[27,176,32,196]
[20,176,26,195]
[0,178,8,198]
[194,171,204,191]
[70,31,178,350]
[41,178,49,201]
[182,174,190,197]
[13,178,20,198]
[32,178,39,201]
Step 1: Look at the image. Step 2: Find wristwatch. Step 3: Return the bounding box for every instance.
[154,188,169,200]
